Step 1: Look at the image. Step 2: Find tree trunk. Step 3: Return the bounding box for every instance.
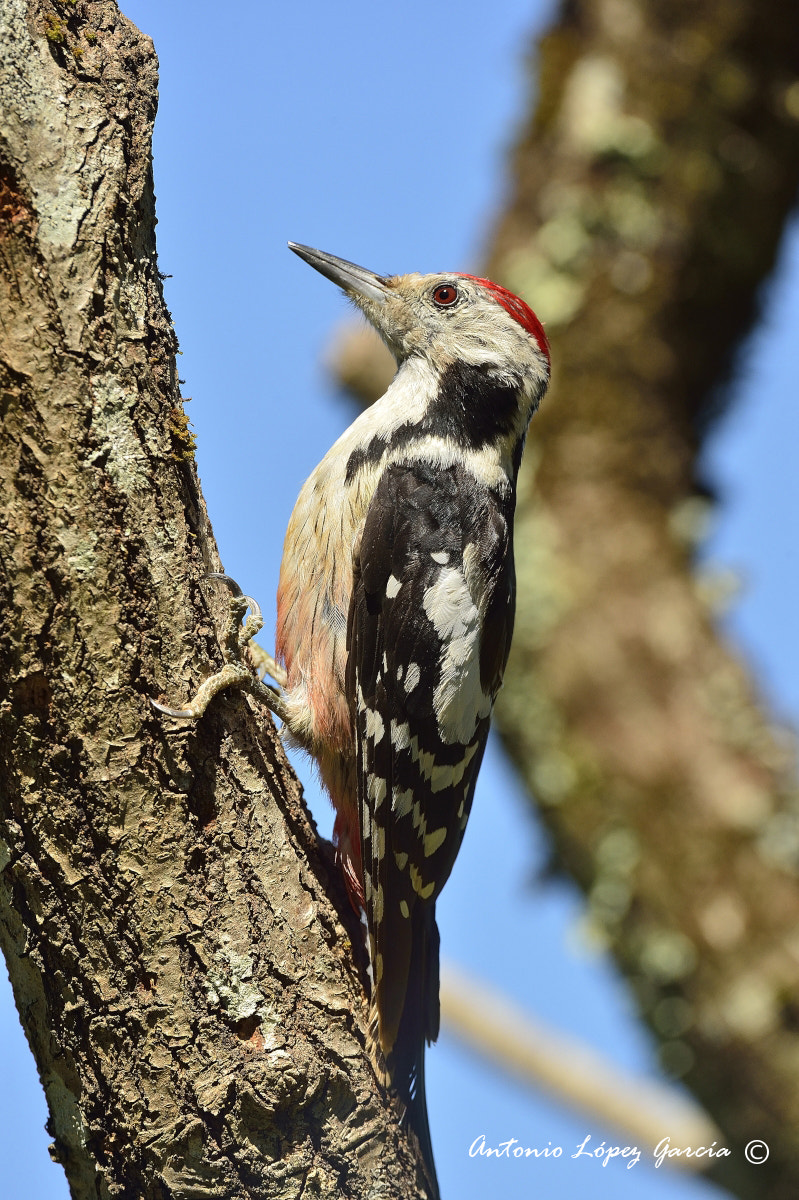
[0,2,427,1196]
[331,2,799,1197]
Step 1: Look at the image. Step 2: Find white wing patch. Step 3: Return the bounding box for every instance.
[391,716,479,792]
[390,718,411,750]
[429,742,479,793]
[392,786,414,817]
[423,826,447,857]
[367,772,387,808]
[404,662,421,692]
[422,565,493,744]
[364,706,385,745]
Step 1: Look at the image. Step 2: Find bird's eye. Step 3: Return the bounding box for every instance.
[432,283,459,307]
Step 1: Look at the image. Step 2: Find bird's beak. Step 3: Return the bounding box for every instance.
[288,243,390,305]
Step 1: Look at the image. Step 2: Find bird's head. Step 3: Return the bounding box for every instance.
[289,243,550,417]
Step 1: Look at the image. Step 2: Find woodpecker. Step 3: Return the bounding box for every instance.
[155,244,550,1198]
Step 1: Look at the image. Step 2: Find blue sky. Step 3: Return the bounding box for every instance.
[2,3,796,1197]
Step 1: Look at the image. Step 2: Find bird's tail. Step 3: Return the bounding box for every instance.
[367,904,441,1200]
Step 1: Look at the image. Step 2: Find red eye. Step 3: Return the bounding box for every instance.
[432,283,459,307]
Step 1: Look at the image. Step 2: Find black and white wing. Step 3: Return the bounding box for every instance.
[346,457,516,1152]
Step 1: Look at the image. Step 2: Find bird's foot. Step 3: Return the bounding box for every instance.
[247,638,287,690]
[151,573,289,724]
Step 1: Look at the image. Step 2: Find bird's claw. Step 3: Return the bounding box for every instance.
[151,574,288,723]
[150,699,199,719]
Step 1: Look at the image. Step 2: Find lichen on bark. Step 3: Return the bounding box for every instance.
[330,2,799,1197]
[0,2,430,1196]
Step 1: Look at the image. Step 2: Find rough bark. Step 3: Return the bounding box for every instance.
[331,2,799,1197]
[0,3,429,1197]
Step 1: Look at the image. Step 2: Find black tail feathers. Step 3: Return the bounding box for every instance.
[385,904,441,1199]
[402,1041,439,1200]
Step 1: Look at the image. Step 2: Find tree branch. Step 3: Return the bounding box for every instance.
[440,962,720,1162]
[330,2,799,1196]
[0,3,428,1195]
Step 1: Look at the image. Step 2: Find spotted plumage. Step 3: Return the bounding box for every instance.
[348,458,516,1113]
[274,245,550,1198]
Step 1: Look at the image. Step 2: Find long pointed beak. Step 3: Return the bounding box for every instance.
[288,243,390,304]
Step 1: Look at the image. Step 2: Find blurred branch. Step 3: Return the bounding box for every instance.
[330,2,799,1197]
[441,961,720,1165]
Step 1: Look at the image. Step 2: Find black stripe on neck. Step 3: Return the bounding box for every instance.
[428,361,521,449]
[345,362,522,483]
